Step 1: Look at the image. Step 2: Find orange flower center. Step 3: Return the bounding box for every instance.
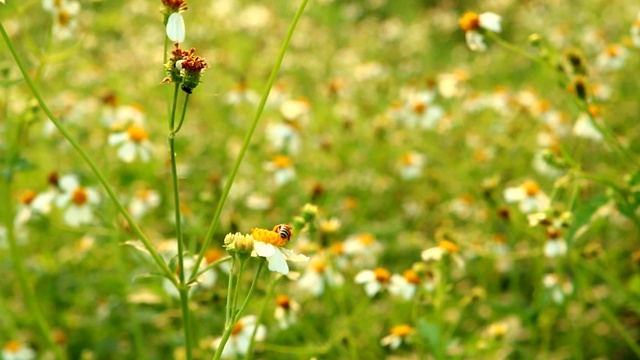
[205,249,223,264]
[311,259,326,273]
[231,321,243,335]
[276,295,291,309]
[588,104,600,117]
[4,340,21,352]
[21,190,37,205]
[439,240,459,253]
[374,267,391,283]
[391,324,414,337]
[251,228,288,247]
[522,180,540,196]
[546,228,560,239]
[137,188,150,200]
[331,242,344,256]
[57,11,72,27]
[459,12,480,32]
[605,45,619,57]
[403,269,420,284]
[412,102,426,114]
[127,125,149,143]
[273,155,292,169]
[72,187,88,205]
[401,153,415,165]
[359,233,375,245]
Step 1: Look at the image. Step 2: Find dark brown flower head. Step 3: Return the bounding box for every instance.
[161,0,187,16]
[162,45,209,93]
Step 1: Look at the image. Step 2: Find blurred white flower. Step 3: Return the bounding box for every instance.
[398,151,425,180]
[274,294,300,329]
[2,341,36,360]
[542,273,573,304]
[503,180,549,213]
[42,0,81,40]
[128,188,161,220]
[212,315,266,358]
[55,174,100,227]
[108,124,153,163]
[573,113,603,141]
[596,44,628,72]
[380,324,414,350]
[263,155,296,186]
[297,255,344,296]
[355,267,391,297]
[459,12,502,52]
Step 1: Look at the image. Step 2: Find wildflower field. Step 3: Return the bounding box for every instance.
[2,0,640,359]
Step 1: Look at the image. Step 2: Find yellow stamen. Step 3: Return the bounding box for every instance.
[522,180,540,197]
[374,267,391,283]
[57,11,72,27]
[605,45,619,57]
[231,321,243,335]
[459,12,480,32]
[4,340,21,352]
[588,104,600,117]
[359,233,375,245]
[21,190,37,205]
[273,155,292,169]
[205,249,223,264]
[276,295,290,309]
[311,259,326,273]
[403,269,420,285]
[251,228,288,247]
[439,240,459,253]
[412,101,426,115]
[390,324,414,337]
[331,242,344,256]
[72,187,88,205]
[127,125,149,143]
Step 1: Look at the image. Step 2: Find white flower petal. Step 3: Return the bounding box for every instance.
[254,241,276,257]
[466,31,487,52]
[479,12,502,32]
[266,250,289,275]
[118,142,137,163]
[278,247,309,262]
[166,12,186,42]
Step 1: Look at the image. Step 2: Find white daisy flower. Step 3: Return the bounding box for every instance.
[354,267,391,297]
[250,227,309,275]
[2,341,36,360]
[212,315,266,358]
[380,324,415,350]
[459,11,502,52]
[503,180,549,214]
[108,124,153,163]
[55,174,100,227]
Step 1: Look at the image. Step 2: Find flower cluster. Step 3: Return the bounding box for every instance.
[162,45,209,94]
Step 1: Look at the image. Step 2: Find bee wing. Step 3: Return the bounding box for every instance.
[166,12,186,43]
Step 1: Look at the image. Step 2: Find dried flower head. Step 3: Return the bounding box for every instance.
[162,45,209,94]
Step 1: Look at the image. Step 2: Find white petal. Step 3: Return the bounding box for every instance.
[58,174,80,192]
[479,12,502,32]
[108,132,128,146]
[166,12,186,42]
[278,247,309,262]
[466,31,487,52]
[266,250,289,275]
[364,281,382,297]
[254,241,276,257]
[503,187,525,203]
[117,142,137,163]
[354,270,375,284]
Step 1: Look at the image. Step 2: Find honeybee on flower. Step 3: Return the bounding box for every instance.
[248,225,309,275]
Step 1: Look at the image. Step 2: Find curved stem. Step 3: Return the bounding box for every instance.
[190,0,309,281]
[213,259,266,360]
[224,257,237,327]
[0,23,174,283]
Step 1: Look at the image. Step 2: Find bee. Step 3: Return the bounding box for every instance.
[272,224,294,242]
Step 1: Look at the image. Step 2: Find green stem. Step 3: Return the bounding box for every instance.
[213,259,266,360]
[190,0,309,281]
[244,275,282,359]
[168,84,192,359]
[485,32,547,67]
[231,259,248,322]
[178,287,193,360]
[0,22,174,281]
[224,257,237,327]
[1,181,66,360]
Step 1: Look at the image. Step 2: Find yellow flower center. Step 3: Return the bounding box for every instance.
[439,240,459,253]
[127,125,149,143]
[460,193,474,205]
[359,233,375,245]
[273,155,292,169]
[251,228,288,247]
[459,12,480,32]
[588,104,600,117]
[231,321,243,335]
[374,267,391,283]
[4,340,21,352]
[522,180,540,197]
[331,242,344,255]
[21,190,37,205]
[344,196,358,210]
[311,259,326,273]
[137,188,150,200]
[605,45,619,57]
[72,187,88,205]
[205,249,223,264]
[401,152,415,165]
[412,101,427,114]
[403,269,420,285]
[57,11,72,27]
[276,295,291,309]
[391,324,414,337]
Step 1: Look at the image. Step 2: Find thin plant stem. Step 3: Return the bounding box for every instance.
[168,84,192,359]
[225,257,237,327]
[1,180,66,360]
[231,259,248,321]
[244,275,282,359]
[190,0,309,281]
[213,259,266,360]
[0,22,174,281]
